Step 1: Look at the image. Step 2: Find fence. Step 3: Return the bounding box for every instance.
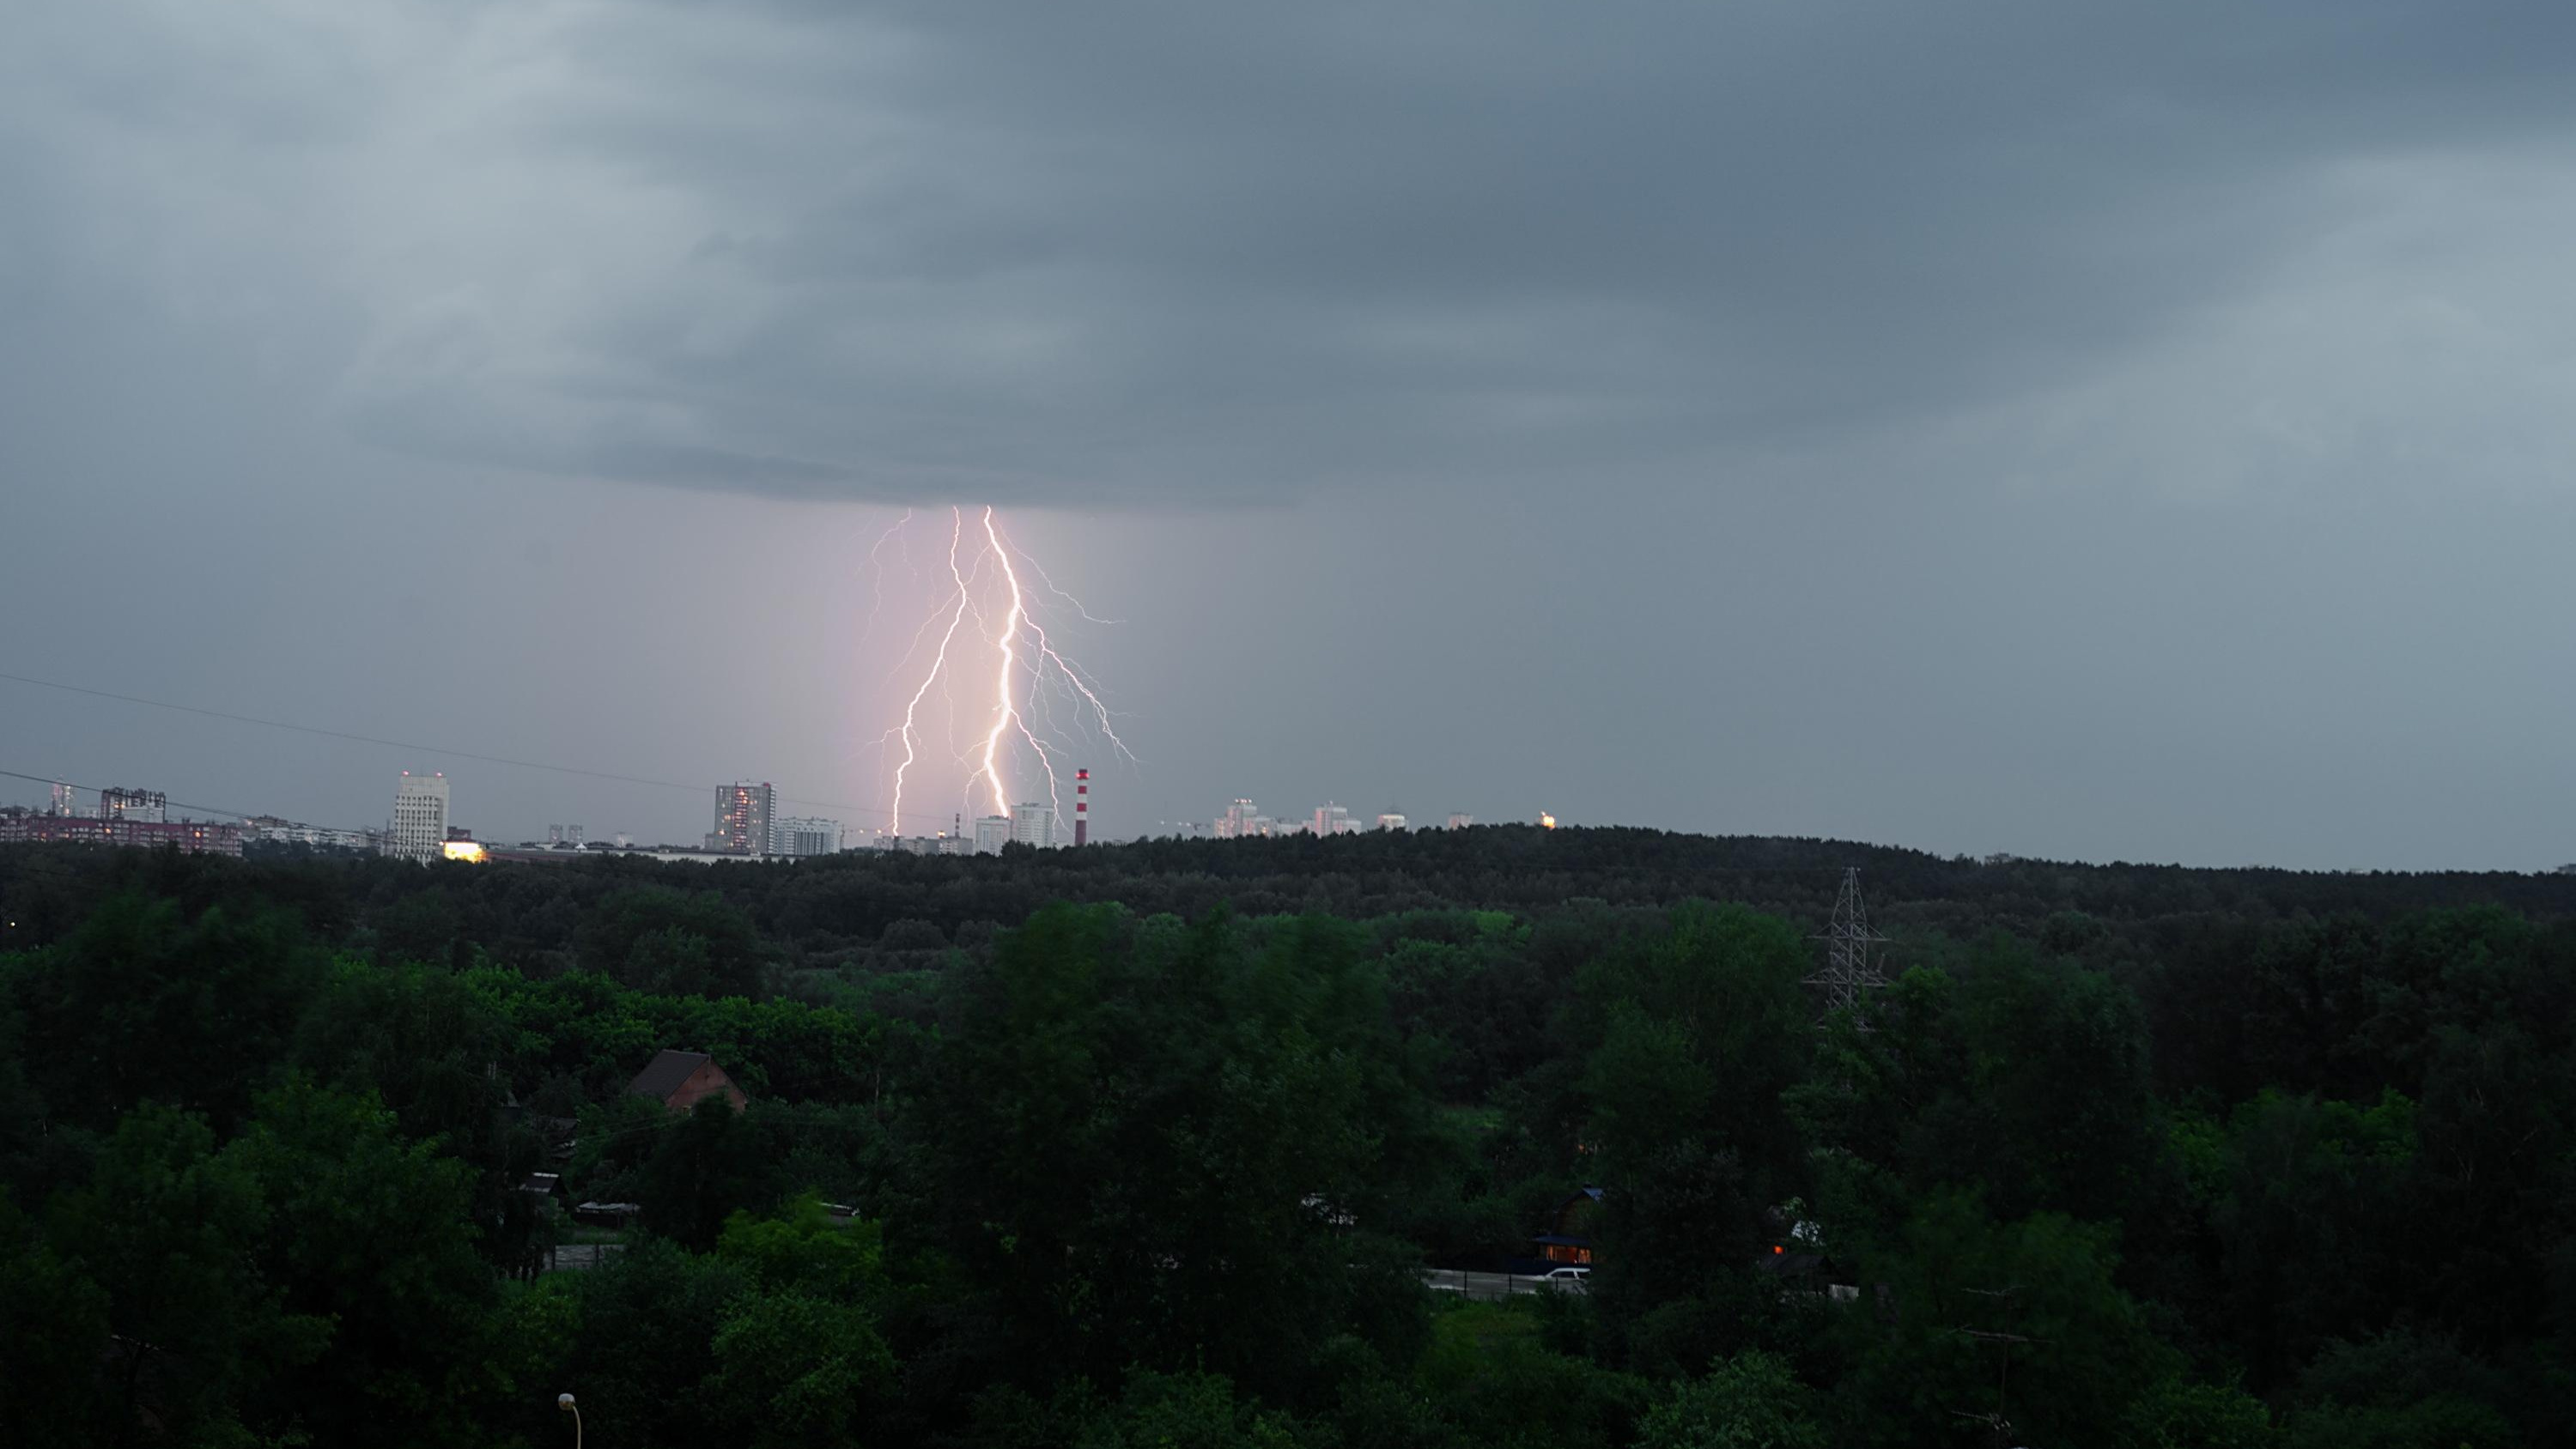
[1421,1268,1586,1300]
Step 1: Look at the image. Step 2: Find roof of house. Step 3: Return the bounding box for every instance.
[628,1049,715,1102]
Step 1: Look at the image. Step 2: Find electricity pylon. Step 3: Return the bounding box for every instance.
[1807,867,1889,1017]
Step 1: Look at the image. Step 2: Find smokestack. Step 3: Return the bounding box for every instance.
[1075,768,1089,846]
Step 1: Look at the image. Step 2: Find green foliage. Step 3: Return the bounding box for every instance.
[635,1096,786,1249]
[580,885,767,997]
[2122,1377,2279,1449]
[223,1079,500,1445]
[1638,1350,1826,1449]
[1838,1191,2173,1447]
[3,837,2572,1446]
[10,892,321,1131]
[47,1105,329,1445]
[1577,904,1814,1331]
[706,1288,897,1448]
[717,1191,887,1296]
[1075,1370,1305,1449]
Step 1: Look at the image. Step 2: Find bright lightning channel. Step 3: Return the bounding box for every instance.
[888,508,971,837]
[868,504,1130,840]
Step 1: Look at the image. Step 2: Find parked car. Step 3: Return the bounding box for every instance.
[1540,1265,1590,1282]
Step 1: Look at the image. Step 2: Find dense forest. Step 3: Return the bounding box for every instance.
[3,828,2571,1447]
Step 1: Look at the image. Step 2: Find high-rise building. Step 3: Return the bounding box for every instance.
[100,787,167,824]
[392,773,450,861]
[975,815,1012,854]
[48,781,76,816]
[1218,799,1261,839]
[1011,802,1055,848]
[1312,803,1353,837]
[709,781,775,855]
[774,816,841,858]
[1376,812,1407,831]
[1446,813,1474,830]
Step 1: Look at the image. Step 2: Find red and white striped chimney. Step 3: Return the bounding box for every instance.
[1075,767,1089,846]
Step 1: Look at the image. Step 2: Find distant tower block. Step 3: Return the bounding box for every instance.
[1807,867,1891,1018]
[1075,768,1090,846]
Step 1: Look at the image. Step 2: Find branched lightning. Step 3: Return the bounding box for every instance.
[855,507,914,650]
[887,509,971,837]
[973,506,1062,819]
[868,504,1132,840]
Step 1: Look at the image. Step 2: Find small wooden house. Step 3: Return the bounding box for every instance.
[627,1049,748,1114]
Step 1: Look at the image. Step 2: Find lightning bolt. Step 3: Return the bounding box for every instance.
[889,508,971,837]
[867,504,1129,843]
[988,518,1138,766]
[971,506,1063,819]
[855,507,914,651]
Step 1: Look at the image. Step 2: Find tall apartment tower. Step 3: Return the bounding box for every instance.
[975,815,1012,854]
[392,773,450,861]
[710,781,776,855]
[1010,802,1055,849]
[1312,803,1353,837]
[1218,799,1260,839]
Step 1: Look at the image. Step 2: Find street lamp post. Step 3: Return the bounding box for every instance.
[557,1391,581,1448]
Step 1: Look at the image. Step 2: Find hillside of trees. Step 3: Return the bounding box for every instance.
[3,828,2571,1446]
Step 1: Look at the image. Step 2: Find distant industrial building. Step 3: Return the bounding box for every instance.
[774,815,841,858]
[708,781,775,855]
[391,773,450,861]
[546,823,586,847]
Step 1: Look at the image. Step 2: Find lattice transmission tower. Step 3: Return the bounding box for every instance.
[1807,867,1890,1016]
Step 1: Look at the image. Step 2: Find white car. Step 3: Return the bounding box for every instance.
[1540,1265,1590,1282]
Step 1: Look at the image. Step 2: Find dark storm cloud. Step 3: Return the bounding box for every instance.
[14,1,2576,506]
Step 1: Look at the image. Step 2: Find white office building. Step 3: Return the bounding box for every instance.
[975,815,1012,854]
[392,773,450,862]
[1376,812,1408,831]
[774,815,841,858]
[1011,802,1056,848]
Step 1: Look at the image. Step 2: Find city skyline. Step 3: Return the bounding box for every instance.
[11,5,2576,870]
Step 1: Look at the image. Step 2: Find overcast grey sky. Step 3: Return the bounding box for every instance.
[6,1,2574,868]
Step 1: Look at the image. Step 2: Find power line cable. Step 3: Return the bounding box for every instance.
[0,767,275,827]
[0,669,897,822]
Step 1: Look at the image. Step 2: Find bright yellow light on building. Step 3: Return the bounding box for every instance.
[441,840,488,863]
